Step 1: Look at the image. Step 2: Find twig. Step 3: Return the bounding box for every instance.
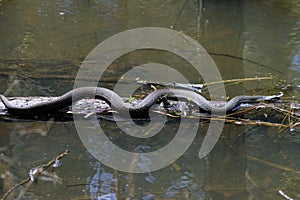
[204,76,273,86]
[1,150,70,200]
[246,155,300,176]
[245,169,259,188]
[173,0,190,29]
[60,183,88,194]
[288,100,296,132]
[209,52,284,74]
[37,150,69,172]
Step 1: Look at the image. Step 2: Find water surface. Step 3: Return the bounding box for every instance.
[0,0,300,199]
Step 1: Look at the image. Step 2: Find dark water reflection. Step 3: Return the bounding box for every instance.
[0,0,300,199]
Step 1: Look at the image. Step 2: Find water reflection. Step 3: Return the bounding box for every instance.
[292,48,300,73]
[87,162,116,199]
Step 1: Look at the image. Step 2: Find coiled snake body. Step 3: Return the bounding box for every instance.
[0,87,280,117]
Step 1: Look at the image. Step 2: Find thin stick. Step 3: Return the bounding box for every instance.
[245,169,258,187]
[204,76,273,86]
[246,155,300,175]
[209,52,284,74]
[39,150,69,171]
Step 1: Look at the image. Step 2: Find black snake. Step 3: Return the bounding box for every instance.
[0,87,281,117]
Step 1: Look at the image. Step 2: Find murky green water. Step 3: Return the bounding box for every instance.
[0,0,300,199]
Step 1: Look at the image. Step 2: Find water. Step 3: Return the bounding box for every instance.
[0,0,300,199]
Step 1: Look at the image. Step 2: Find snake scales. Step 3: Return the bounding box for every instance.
[0,87,280,117]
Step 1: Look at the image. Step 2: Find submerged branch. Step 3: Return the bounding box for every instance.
[1,150,70,200]
[247,155,300,176]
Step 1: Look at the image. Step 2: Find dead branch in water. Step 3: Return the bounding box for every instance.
[1,150,70,200]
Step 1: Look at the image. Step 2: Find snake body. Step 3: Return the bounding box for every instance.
[0,87,279,117]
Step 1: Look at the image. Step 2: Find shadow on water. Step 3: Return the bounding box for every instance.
[0,0,300,199]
